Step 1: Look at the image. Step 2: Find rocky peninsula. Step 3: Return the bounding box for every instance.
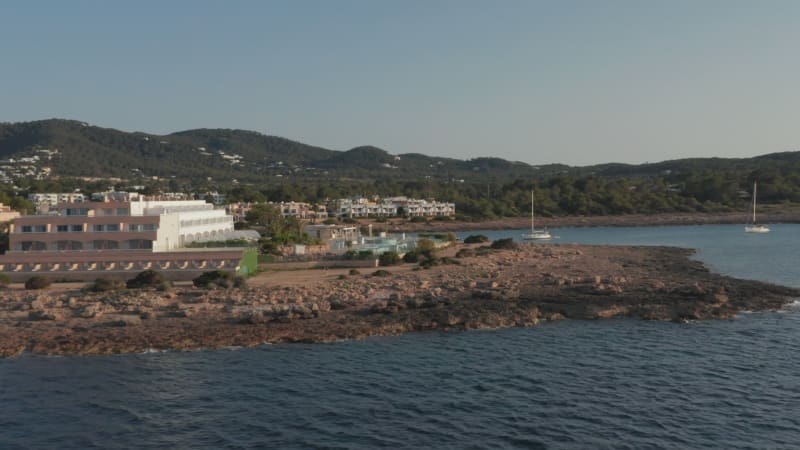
[0,243,797,358]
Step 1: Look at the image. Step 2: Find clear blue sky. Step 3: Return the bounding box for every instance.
[2,0,800,166]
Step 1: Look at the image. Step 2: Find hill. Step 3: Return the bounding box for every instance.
[2,118,800,220]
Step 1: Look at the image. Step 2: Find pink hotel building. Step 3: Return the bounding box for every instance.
[0,198,255,281]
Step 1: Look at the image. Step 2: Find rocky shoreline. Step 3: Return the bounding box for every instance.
[1,243,797,358]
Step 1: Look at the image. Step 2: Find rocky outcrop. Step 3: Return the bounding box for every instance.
[0,244,797,358]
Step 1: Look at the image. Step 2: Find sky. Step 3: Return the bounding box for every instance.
[2,0,800,166]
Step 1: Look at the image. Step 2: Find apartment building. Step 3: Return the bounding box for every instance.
[331,196,455,218]
[28,192,87,212]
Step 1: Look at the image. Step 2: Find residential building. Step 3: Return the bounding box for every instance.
[330,196,455,218]
[0,203,20,223]
[29,192,86,212]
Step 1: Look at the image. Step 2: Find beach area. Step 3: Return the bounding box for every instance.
[1,240,797,358]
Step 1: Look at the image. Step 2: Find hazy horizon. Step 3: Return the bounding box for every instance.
[3,1,799,166]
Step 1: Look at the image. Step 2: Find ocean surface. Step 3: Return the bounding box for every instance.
[2,224,800,449]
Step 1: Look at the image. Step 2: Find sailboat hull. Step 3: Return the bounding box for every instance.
[523,232,552,240]
[744,225,770,233]
[745,182,769,233]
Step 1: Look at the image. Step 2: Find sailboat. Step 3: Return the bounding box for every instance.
[522,190,552,240]
[744,182,770,233]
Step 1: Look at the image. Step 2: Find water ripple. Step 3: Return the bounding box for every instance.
[2,313,800,448]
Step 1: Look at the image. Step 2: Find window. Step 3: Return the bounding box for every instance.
[92,224,119,232]
[71,225,83,232]
[34,225,47,232]
[127,239,153,249]
[21,241,47,251]
[66,208,88,216]
[116,208,129,216]
[56,241,83,251]
[57,225,69,232]
[93,240,119,250]
[102,208,113,216]
[21,226,32,233]
[128,224,157,232]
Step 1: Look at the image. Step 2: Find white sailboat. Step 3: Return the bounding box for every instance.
[523,190,551,240]
[744,182,770,233]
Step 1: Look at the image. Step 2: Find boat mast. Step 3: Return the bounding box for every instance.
[752,182,757,224]
[531,190,535,232]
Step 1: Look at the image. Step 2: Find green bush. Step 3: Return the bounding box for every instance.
[157,280,174,292]
[87,278,126,292]
[490,238,518,250]
[126,269,165,289]
[416,238,436,255]
[372,269,391,277]
[25,276,51,290]
[0,273,10,288]
[193,270,236,288]
[464,234,490,244]
[233,276,247,289]
[402,251,421,263]
[378,251,401,266]
[349,269,361,275]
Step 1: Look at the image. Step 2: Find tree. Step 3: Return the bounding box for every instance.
[244,203,282,232]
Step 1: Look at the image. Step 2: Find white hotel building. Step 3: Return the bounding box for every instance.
[0,196,256,280]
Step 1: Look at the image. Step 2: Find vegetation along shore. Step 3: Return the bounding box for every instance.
[0,240,796,358]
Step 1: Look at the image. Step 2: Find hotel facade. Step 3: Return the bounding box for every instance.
[0,197,256,281]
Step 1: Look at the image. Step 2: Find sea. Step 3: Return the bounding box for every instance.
[1,224,799,449]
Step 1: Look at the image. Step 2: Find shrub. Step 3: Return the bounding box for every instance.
[349,269,361,275]
[25,276,51,290]
[490,238,518,250]
[455,248,475,258]
[157,280,174,292]
[402,251,421,263]
[378,251,401,266]
[233,276,247,289]
[338,274,348,280]
[416,238,436,255]
[87,278,126,292]
[420,258,439,269]
[464,234,490,244]
[372,269,391,277]
[193,270,236,288]
[126,269,165,289]
[0,273,10,288]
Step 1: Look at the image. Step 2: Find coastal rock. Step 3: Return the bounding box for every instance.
[0,243,797,358]
[28,309,61,321]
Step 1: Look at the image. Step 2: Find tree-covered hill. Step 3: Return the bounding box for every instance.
[0,119,608,183]
[3,118,800,220]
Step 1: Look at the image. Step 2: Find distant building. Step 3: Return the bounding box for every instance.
[227,201,328,222]
[29,193,86,212]
[330,196,455,218]
[0,203,20,223]
[303,224,360,250]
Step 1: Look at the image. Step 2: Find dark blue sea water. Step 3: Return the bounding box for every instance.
[2,225,800,449]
